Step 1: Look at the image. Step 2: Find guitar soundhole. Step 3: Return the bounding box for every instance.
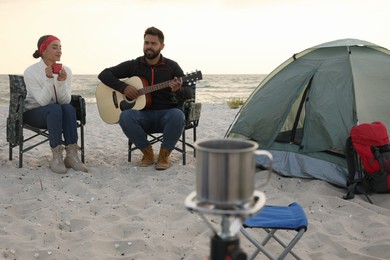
[112,91,119,108]
[120,100,135,111]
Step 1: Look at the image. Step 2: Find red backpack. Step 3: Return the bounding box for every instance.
[348,121,390,194]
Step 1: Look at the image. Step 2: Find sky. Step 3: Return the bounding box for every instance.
[1,0,389,75]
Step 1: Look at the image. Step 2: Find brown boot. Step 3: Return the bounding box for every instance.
[64,144,88,172]
[139,145,154,167]
[155,148,172,170]
[50,145,67,174]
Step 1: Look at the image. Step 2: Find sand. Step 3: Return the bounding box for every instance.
[0,103,390,260]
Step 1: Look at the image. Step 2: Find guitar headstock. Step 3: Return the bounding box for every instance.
[183,70,202,85]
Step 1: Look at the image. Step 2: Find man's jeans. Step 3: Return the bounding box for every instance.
[119,108,185,151]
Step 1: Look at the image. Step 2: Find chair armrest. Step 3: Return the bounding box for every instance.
[70,95,86,125]
[183,100,202,122]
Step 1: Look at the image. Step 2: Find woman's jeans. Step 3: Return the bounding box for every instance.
[119,108,185,151]
[23,103,78,148]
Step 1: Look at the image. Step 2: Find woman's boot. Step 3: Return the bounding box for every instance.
[64,144,88,172]
[50,145,67,174]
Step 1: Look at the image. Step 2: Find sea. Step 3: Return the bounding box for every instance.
[0,74,267,105]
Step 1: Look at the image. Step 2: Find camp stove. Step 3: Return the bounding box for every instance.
[185,139,272,260]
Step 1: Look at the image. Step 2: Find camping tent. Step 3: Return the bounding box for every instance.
[227,39,390,187]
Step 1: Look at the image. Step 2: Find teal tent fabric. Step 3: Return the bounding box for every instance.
[227,39,390,187]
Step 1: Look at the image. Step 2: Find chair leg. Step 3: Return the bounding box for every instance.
[193,126,197,157]
[128,140,133,162]
[240,227,275,260]
[9,143,13,161]
[277,229,305,260]
[19,141,23,168]
[240,227,304,260]
[263,229,302,260]
[182,130,186,165]
[80,124,85,163]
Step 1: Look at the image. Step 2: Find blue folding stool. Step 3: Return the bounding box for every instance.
[240,202,308,260]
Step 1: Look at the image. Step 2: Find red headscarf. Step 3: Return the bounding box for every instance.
[39,35,60,55]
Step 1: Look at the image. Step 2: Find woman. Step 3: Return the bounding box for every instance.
[23,35,87,174]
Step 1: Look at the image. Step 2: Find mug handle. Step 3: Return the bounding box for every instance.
[254,150,273,188]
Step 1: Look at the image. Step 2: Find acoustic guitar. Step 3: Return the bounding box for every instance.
[96,70,202,124]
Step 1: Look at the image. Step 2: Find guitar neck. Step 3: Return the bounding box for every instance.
[138,78,181,95]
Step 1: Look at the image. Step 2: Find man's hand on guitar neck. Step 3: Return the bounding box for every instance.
[169,77,183,92]
[124,85,139,100]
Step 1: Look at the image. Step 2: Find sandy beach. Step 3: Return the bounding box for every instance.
[1,103,390,260]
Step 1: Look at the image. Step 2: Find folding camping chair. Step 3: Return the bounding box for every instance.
[6,74,86,168]
[127,83,202,165]
[240,202,308,260]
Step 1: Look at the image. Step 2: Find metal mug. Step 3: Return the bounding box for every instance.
[194,138,272,208]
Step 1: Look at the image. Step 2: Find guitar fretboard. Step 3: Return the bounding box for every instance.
[137,78,180,95]
[134,71,201,95]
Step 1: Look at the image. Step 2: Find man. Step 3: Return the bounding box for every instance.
[98,26,192,170]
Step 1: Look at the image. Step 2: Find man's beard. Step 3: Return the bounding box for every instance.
[144,49,161,60]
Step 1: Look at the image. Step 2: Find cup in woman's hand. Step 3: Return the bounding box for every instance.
[52,63,62,74]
